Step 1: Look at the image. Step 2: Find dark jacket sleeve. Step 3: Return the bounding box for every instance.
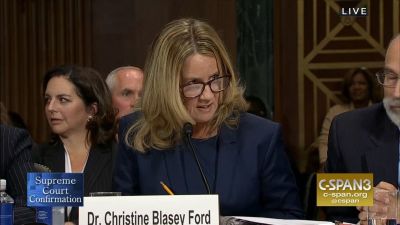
[259,124,304,219]
[113,113,141,195]
[1,125,36,224]
[324,117,359,223]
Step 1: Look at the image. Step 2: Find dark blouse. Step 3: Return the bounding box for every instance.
[192,135,218,193]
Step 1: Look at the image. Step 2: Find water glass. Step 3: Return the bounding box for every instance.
[367,189,397,225]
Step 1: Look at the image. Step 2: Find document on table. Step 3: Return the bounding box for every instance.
[221,216,337,225]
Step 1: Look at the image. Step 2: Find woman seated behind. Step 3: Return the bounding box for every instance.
[318,67,380,165]
[113,18,303,219]
[33,65,116,224]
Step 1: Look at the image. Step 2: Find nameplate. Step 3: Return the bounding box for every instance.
[27,172,84,207]
[79,195,219,225]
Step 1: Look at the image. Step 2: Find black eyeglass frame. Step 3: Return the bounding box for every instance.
[180,75,231,98]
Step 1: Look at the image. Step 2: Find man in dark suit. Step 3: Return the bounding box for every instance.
[0,124,36,224]
[326,34,400,224]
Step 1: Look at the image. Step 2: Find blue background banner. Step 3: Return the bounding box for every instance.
[27,172,84,207]
[35,207,52,224]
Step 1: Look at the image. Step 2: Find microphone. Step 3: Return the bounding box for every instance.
[183,123,211,194]
[183,123,193,137]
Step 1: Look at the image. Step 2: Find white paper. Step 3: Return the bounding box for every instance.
[233,216,336,225]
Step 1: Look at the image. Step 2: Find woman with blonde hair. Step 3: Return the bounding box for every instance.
[114,18,303,218]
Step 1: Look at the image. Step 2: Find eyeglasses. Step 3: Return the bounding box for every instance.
[376,70,400,87]
[180,75,230,98]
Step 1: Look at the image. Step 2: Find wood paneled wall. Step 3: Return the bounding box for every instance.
[0,0,92,143]
[91,0,237,75]
[276,0,400,171]
[0,0,236,143]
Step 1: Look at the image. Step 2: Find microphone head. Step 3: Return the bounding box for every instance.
[183,123,193,135]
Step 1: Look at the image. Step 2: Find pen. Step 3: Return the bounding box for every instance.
[160,181,174,195]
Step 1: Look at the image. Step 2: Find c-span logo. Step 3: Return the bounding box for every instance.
[317,173,373,206]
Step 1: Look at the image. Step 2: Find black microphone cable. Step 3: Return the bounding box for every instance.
[183,123,211,194]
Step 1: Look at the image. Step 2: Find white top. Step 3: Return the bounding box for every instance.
[63,145,88,172]
[0,179,6,191]
[64,145,88,218]
[318,101,372,163]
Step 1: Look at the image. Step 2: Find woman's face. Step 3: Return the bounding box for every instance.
[181,54,221,125]
[349,72,370,102]
[44,76,91,137]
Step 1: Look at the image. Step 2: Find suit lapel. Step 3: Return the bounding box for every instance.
[68,144,112,222]
[83,145,111,195]
[44,143,65,172]
[163,146,189,194]
[366,104,399,186]
[215,124,239,195]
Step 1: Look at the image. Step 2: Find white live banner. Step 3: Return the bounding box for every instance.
[79,195,219,225]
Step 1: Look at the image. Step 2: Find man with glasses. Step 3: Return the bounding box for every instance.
[325,34,400,224]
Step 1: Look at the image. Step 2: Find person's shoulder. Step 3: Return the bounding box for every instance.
[329,103,351,113]
[94,141,116,154]
[0,124,29,138]
[239,113,279,132]
[335,102,383,122]
[0,125,32,152]
[234,113,282,151]
[0,125,30,159]
[331,103,384,132]
[33,141,60,156]
[35,141,59,150]
[119,111,142,130]
[32,141,62,164]
[120,112,137,124]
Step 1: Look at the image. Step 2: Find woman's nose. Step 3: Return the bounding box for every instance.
[199,84,214,100]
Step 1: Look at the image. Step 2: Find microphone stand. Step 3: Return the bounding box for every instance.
[183,123,211,194]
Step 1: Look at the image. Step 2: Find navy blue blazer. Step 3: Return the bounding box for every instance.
[325,103,399,223]
[113,112,303,219]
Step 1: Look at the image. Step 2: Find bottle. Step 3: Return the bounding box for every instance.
[52,206,65,224]
[0,179,14,225]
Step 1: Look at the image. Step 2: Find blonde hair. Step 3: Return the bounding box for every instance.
[128,18,247,152]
